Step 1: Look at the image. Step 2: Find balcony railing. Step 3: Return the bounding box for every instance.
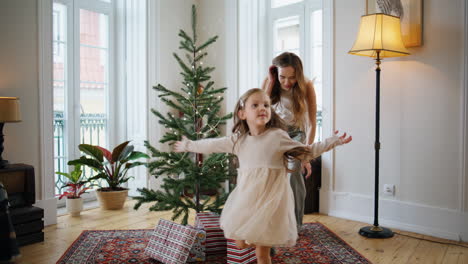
[54,111,107,194]
[316,110,322,142]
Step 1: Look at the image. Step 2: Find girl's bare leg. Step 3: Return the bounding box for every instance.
[255,245,272,264]
[235,240,252,249]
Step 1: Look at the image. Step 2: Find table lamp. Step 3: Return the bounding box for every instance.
[0,97,21,168]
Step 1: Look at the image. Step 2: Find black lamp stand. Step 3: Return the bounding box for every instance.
[0,122,9,168]
[359,51,394,238]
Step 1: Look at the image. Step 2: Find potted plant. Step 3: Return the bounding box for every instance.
[68,141,148,210]
[57,165,90,216]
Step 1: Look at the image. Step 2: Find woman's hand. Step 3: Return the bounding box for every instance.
[334,130,352,144]
[173,136,188,152]
[301,161,313,179]
[268,65,278,83]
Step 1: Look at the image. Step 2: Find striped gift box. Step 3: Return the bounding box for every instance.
[227,239,256,264]
[195,212,227,255]
[145,218,198,264]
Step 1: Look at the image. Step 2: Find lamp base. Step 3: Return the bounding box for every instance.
[359,225,394,238]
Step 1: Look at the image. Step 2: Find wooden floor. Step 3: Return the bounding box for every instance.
[16,200,468,264]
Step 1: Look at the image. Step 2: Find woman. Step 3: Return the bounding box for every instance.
[261,52,317,232]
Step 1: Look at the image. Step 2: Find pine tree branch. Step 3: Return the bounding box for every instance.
[173,53,193,74]
[195,36,218,53]
[194,52,208,62]
[191,5,197,43]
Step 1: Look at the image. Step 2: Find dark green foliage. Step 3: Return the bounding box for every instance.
[133,5,235,225]
[68,141,149,190]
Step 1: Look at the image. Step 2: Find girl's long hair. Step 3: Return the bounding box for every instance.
[232,88,313,171]
[270,52,308,130]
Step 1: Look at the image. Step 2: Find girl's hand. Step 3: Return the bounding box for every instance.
[173,136,188,152]
[334,130,352,144]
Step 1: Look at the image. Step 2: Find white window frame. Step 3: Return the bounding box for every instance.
[52,0,117,206]
[55,0,115,159]
[267,0,323,90]
[41,0,148,217]
[238,0,334,213]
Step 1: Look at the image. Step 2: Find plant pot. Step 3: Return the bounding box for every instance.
[96,188,128,210]
[66,197,83,216]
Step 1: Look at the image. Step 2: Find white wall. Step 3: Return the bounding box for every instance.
[330,0,467,241]
[198,0,227,113]
[147,0,196,190]
[0,1,42,197]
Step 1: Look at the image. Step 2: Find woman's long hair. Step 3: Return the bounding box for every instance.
[270,52,308,130]
[232,88,312,171]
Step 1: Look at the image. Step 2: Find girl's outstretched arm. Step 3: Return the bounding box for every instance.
[279,129,352,161]
[304,130,352,159]
[174,135,238,154]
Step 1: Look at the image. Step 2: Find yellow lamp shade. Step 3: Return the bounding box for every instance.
[349,13,409,58]
[0,97,21,122]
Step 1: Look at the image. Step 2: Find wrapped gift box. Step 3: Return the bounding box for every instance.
[187,228,206,262]
[145,218,198,264]
[226,239,257,264]
[195,212,226,255]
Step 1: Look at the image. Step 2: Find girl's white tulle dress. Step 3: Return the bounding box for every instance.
[181,128,343,247]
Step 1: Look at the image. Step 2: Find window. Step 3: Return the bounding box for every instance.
[273,15,300,55]
[53,0,114,197]
[239,0,324,141]
[270,0,323,141]
[271,0,303,8]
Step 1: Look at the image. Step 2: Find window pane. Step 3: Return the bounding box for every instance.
[271,0,303,8]
[79,9,108,150]
[79,9,109,187]
[273,16,300,55]
[53,2,68,194]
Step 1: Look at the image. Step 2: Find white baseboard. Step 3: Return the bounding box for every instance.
[321,191,467,242]
[461,212,468,242]
[34,197,57,226]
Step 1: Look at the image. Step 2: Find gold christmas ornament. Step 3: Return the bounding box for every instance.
[197,84,204,95]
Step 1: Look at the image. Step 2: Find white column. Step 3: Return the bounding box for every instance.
[38,0,57,226]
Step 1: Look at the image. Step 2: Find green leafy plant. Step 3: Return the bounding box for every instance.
[68,141,149,191]
[57,165,90,199]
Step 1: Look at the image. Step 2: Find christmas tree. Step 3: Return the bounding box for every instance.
[133,5,234,225]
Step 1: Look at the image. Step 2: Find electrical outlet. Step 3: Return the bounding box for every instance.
[383,184,395,196]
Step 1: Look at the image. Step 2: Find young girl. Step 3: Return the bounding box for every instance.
[174,88,351,264]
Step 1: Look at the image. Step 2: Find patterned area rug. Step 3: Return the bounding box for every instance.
[57,222,371,264]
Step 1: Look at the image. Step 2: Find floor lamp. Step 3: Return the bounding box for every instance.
[348,13,409,238]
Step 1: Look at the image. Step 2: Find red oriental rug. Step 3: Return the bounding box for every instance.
[57,222,371,264]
